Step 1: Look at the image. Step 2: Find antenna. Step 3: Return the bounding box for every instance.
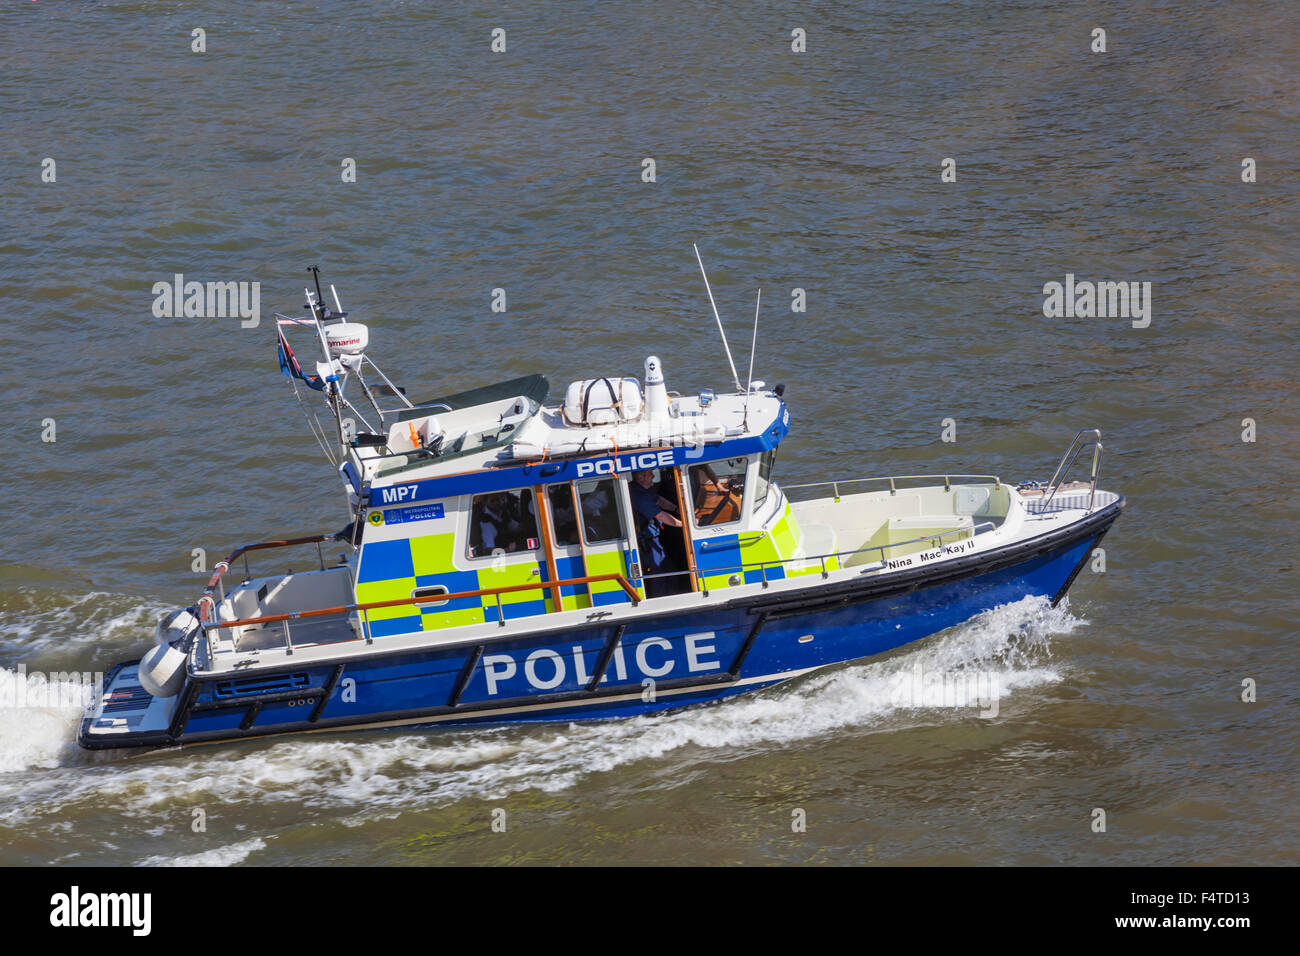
[307,266,326,319]
[303,267,340,419]
[330,283,345,315]
[693,243,743,393]
[304,285,333,359]
[743,288,761,430]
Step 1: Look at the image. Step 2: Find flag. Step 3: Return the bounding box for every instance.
[276,322,326,391]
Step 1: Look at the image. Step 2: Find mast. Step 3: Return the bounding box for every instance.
[305,266,350,461]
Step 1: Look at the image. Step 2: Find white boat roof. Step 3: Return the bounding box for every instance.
[352,381,787,491]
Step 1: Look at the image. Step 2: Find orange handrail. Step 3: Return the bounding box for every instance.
[204,572,641,631]
[198,534,335,623]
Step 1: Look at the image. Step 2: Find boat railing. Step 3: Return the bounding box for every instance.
[196,514,995,660]
[197,534,338,628]
[642,521,997,594]
[199,560,642,658]
[1036,429,1103,513]
[380,401,453,425]
[364,444,445,471]
[782,473,1002,502]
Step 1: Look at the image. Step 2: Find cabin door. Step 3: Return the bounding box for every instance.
[535,481,586,611]
[571,477,642,605]
[621,467,699,597]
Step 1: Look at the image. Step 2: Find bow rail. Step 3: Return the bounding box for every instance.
[1038,429,1103,513]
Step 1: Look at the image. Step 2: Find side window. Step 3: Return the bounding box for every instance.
[577,478,623,544]
[467,488,540,558]
[547,483,580,547]
[754,450,777,509]
[690,458,747,527]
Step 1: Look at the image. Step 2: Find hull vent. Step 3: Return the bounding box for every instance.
[215,672,310,698]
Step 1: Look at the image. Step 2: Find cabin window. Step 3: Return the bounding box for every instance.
[467,488,540,557]
[754,450,777,509]
[689,458,747,527]
[547,483,580,547]
[577,478,623,544]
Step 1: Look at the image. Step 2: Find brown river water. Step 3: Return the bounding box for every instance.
[0,1,1296,865]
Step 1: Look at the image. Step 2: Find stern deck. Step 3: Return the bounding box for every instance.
[81,661,175,746]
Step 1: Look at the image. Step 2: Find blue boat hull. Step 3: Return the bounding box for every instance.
[81,501,1121,748]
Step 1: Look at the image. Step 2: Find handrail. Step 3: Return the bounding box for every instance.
[196,473,1007,645]
[203,573,642,632]
[198,534,335,624]
[387,401,453,419]
[653,521,996,592]
[198,512,993,654]
[782,474,1002,500]
[364,445,442,465]
[1039,429,1103,513]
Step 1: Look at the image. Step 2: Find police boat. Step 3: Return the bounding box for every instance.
[79,266,1125,750]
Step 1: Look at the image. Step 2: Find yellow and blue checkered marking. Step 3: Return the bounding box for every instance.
[355,528,639,636]
[691,500,833,591]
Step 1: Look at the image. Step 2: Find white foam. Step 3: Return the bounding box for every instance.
[138,837,266,867]
[0,666,97,773]
[0,589,172,650]
[0,590,171,777]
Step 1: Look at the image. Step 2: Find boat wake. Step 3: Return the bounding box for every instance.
[0,588,171,776]
[0,587,172,655]
[137,837,268,868]
[0,666,97,774]
[0,594,1085,865]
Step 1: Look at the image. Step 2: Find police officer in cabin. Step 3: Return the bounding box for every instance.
[629,469,684,598]
[472,490,522,554]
